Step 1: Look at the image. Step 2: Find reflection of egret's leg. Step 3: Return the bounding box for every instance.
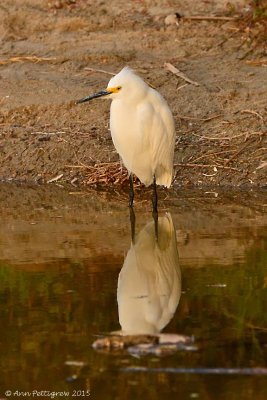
[153,209,158,241]
[129,206,136,243]
[152,176,158,239]
[129,174,134,208]
[151,175,158,239]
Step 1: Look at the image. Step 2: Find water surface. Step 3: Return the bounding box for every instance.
[0,184,267,399]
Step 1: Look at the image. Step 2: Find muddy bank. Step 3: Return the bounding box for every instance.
[0,0,266,187]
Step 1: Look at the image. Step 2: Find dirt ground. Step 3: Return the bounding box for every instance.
[0,0,266,188]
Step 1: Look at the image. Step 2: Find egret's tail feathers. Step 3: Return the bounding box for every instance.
[156,169,173,188]
[127,164,173,188]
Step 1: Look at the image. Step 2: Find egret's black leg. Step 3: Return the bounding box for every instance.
[152,175,158,240]
[129,173,134,208]
[152,175,158,214]
[129,206,136,243]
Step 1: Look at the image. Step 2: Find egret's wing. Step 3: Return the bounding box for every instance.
[137,91,175,186]
[151,93,176,184]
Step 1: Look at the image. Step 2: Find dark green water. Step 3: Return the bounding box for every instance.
[0,184,267,399]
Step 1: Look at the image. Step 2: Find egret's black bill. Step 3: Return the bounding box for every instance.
[76,90,111,104]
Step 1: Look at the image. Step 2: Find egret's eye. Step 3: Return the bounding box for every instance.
[117,86,122,91]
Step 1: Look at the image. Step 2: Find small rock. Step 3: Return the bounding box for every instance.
[164,13,180,26]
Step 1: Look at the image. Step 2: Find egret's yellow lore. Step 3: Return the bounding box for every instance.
[77,67,175,211]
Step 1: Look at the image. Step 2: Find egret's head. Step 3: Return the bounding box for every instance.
[76,67,148,104]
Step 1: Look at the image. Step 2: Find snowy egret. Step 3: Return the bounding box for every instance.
[117,212,181,335]
[77,67,175,212]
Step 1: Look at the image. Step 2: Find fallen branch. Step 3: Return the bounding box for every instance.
[84,67,116,76]
[0,56,56,65]
[176,114,221,121]
[164,62,200,86]
[245,59,267,66]
[182,16,237,22]
[191,131,265,141]
[240,109,264,121]
[174,163,240,171]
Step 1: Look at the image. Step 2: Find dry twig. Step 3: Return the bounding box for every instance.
[191,131,265,141]
[256,161,267,170]
[66,161,141,187]
[182,15,237,22]
[0,56,56,65]
[174,163,240,171]
[84,67,116,76]
[164,63,200,86]
[240,109,264,121]
[47,173,64,183]
[176,83,188,91]
[176,114,221,121]
[245,59,267,66]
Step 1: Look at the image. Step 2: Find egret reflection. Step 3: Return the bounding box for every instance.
[117,212,181,335]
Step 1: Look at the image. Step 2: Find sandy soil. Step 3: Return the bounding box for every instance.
[0,0,266,188]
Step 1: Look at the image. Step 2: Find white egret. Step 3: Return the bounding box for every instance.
[77,67,175,212]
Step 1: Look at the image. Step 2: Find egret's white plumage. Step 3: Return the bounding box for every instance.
[107,67,175,187]
[117,213,181,335]
[77,67,175,190]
